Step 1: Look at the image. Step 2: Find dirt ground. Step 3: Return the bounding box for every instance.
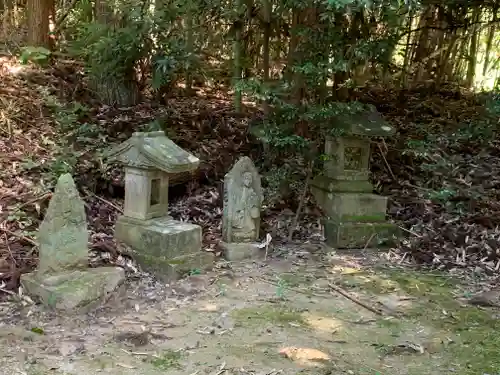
[0,246,498,375]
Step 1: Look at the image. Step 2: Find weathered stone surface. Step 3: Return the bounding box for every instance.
[323,219,400,249]
[22,174,125,313]
[222,157,263,244]
[220,242,262,261]
[21,267,125,313]
[115,216,210,280]
[115,216,202,258]
[311,110,400,250]
[37,173,88,275]
[132,251,214,281]
[323,136,371,180]
[123,168,169,220]
[312,192,388,221]
[106,132,200,221]
[332,108,395,138]
[311,175,373,193]
[106,131,200,174]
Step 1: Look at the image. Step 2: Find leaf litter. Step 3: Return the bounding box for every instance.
[0,56,499,299]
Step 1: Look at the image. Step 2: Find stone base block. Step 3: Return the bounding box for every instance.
[323,220,400,249]
[312,190,389,222]
[115,215,211,280]
[133,251,214,281]
[21,267,125,313]
[115,215,202,258]
[312,175,373,193]
[221,242,262,261]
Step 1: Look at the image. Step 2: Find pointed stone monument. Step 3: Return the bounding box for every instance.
[21,174,125,313]
[221,157,264,260]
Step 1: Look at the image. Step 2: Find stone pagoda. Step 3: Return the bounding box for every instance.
[106,131,213,280]
[311,109,400,249]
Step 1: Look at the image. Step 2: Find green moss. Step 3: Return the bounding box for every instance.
[374,268,500,374]
[149,350,182,370]
[277,272,311,288]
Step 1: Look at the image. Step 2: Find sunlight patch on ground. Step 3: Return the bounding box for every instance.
[0,56,25,75]
[302,312,344,334]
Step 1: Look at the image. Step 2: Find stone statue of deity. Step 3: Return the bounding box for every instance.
[222,157,262,243]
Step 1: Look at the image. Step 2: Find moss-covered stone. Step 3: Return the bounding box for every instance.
[21,268,125,313]
[311,175,373,193]
[132,250,214,281]
[323,219,400,248]
[115,215,212,280]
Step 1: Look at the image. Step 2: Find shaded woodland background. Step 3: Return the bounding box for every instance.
[0,0,500,291]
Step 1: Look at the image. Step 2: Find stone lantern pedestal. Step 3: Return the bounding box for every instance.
[107,131,213,280]
[311,110,400,249]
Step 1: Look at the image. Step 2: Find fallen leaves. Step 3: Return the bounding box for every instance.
[279,346,332,367]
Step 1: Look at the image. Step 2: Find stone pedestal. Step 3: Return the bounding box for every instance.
[221,242,262,261]
[115,216,212,281]
[312,179,400,249]
[22,268,125,313]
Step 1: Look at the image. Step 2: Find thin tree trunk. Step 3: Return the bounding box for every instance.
[401,11,414,88]
[232,0,243,113]
[185,7,194,93]
[261,0,271,114]
[483,7,498,76]
[465,7,481,88]
[27,0,51,48]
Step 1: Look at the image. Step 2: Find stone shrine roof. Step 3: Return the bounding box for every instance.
[334,108,394,137]
[106,131,200,173]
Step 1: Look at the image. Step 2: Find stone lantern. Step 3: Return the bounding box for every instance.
[106,131,213,280]
[311,109,400,249]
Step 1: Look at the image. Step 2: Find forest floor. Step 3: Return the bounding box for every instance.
[1,55,500,374]
[1,247,499,375]
[2,55,500,290]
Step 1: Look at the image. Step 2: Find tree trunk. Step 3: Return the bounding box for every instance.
[91,0,140,106]
[261,0,271,114]
[185,7,195,93]
[465,7,480,88]
[401,11,414,88]
[27,0,51,48]
[232,0,243,113]
[483,7,498,76]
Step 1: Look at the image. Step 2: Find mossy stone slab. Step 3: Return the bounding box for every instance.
[132,251,214,281]
[323,219,400,249]
[21,267,125,313]
[115,216,202,259]
[115,215,211,280]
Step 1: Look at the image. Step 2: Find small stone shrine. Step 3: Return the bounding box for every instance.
[311,109,400,249]
[106,131,213,280]
[21,174,125,313]
[221,157,263,260]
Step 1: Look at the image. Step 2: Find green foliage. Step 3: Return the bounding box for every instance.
[70,18,149,81]
[150,350,182,370]
[19,46,51,66]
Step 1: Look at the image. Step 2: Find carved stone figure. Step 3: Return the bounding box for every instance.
[223,157,262,244]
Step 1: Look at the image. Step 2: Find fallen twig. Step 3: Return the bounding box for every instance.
[0,227,38,247]
[377,142,396,181]
[398,225,422,238]
[327,283,384,316]
[84,189,123,213]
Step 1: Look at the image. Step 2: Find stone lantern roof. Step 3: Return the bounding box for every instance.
[106,131,200,173]
[333,109,395,138]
